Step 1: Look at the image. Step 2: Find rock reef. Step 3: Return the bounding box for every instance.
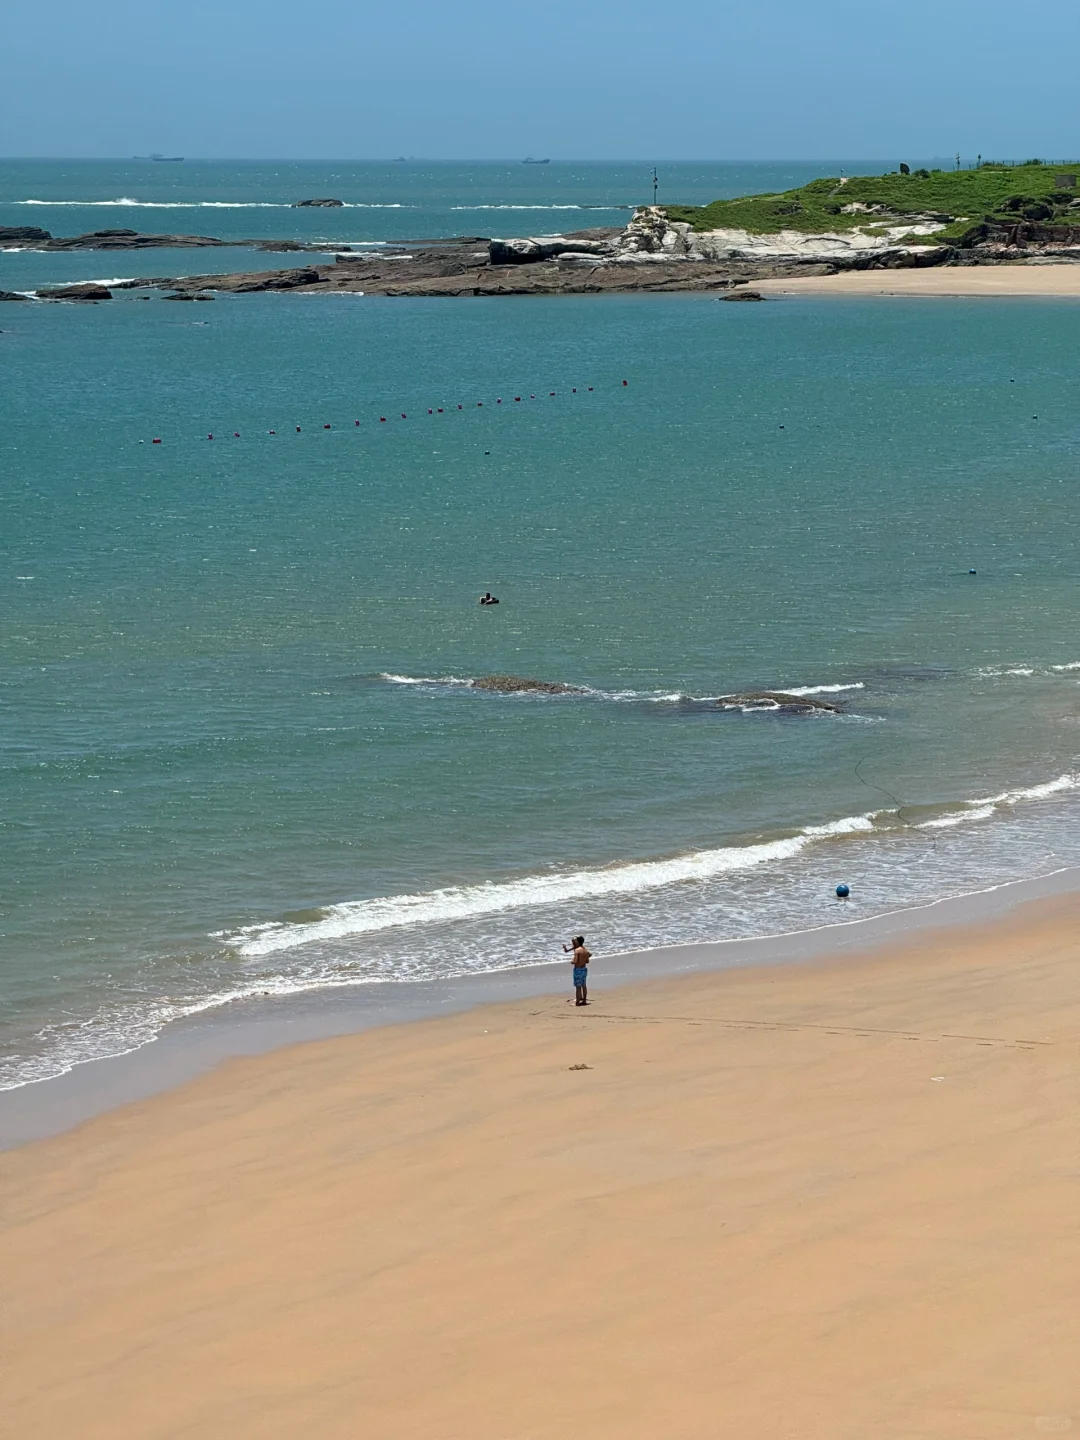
[716,691,843,713]
[470,676,586,695]
[35,283,113,302]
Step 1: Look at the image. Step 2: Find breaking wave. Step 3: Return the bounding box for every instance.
[220,771,1080,959]
[223,814,881,958]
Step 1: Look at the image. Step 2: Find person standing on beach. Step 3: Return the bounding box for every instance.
[562,935,592,1006]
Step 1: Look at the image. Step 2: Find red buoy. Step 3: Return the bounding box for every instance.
[296,426,301,432]
[269,429,276,435]
[401,413,407,419]
[572,388,577,393]
[549,392,555,397]
[355,420,360,426]
[622,380,628,386]
[438,408,444,413]
[380,417,386,423]
[324,423,331,429]
[152,437,161,444]
[428,409,433,415]
[208,434,214,440]
[234,431,240,437]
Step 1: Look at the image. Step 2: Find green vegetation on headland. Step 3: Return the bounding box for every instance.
[665,163,1080,243]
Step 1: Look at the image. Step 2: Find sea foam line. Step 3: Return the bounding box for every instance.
[222,815,881,958]
[916,773,1080,829]
[223,771,1080,958]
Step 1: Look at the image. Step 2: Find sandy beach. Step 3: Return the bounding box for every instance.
[756,263,1080,298]
[3,892,1078,1438]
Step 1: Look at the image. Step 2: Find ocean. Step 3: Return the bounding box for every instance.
[2,159,1079,1092]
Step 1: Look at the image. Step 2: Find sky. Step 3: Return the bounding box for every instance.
[2,0,1077,160]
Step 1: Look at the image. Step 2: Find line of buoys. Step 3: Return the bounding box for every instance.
[151,381,627,443]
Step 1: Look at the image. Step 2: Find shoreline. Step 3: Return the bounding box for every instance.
[4,874,1078,1435]
[755,263,1080,297]
[4,861,1080,1150]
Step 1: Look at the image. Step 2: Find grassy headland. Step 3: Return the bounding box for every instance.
[666,162,1080,244]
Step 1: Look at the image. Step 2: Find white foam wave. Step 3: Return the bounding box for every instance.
[1051,661,1080,671]
[14,198,406,209]
[224,814,879,959]
[782,683,865,696]
[378,672,472,686]
[917,773,1080,829]
[46,276,136,289]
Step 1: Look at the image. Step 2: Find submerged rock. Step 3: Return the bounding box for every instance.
[0,290,29,302]
[717,691,842,713]
[294,198,344,207]
[471,675,586,695]
[721,289,765,301]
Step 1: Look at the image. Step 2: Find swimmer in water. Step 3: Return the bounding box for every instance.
[479,592,499,605]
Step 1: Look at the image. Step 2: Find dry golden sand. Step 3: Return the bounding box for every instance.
[3,895,1079,1439]
[755,263,1080,298]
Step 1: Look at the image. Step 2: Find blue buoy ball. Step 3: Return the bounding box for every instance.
[836,884,850,899]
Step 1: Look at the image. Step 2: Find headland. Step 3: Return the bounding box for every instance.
[6,163,1079,303]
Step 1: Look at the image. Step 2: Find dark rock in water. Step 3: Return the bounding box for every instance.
[295,198,344,207]
[717,690,841,713]
[471,675,586,695]
[721,289,765,301]
[36,283,113,302]
[41,230,228,251]
[0,290,29,302]
[231,268,322,292]
[163,291,215,301]
[0,225,52,244]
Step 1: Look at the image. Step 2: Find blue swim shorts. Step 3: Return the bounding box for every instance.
[573,966,589,987]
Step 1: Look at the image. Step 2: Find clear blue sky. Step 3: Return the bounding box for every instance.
[2,0,1077,160]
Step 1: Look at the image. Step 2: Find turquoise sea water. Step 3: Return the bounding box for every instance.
[2,161,1079,1089]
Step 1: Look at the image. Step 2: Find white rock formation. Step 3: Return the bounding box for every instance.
[612,206,948,264]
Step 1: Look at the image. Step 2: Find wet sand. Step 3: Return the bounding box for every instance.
[756,263,1080,298]
[3,890,1078,1438]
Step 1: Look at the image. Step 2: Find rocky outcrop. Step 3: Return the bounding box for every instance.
[611,206,949,269]
[0,290,29,301]
[0,226,51,244]
[717,691,843,713]
[230,268,323,292]
[615,206,694,258]
[294,198,344,207]
[35,283,112,302]
[488,236,612,264]
[721,289,764,301]
[470,675,586,695]
[37,229,229,251]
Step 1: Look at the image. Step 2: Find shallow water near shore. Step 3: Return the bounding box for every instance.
[2,162,1080,1091]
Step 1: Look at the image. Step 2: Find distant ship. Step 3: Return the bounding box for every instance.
[133,153,184,162]
[522,157,550,165]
